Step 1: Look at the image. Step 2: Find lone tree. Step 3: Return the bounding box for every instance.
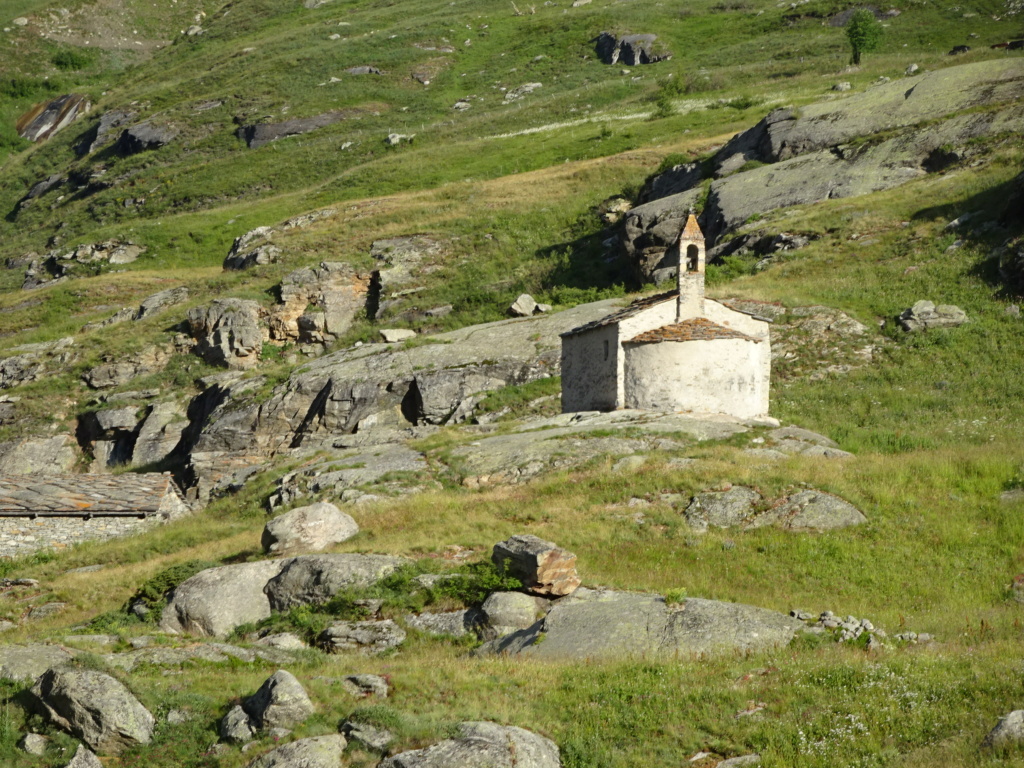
[846,9,883,65]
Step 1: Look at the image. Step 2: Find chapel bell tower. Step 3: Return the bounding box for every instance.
[676,212,706,321]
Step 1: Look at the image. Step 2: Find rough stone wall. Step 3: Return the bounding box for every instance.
[0,515,163,558]
[623,338,768,418]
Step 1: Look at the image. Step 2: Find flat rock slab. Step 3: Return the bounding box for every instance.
[478,591,802,660]
[102,643,296,672]
[380,721,560,768]
[0,644,76,682]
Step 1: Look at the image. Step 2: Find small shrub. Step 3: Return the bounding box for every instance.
[435,560,523,605]
[51,49,95,71]
[664,587,687,605]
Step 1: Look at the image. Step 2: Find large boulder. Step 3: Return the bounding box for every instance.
[245,735,348,768]
[264,554,408,611]
[187,299,267,368]
[492,535,580,597]
[479,591,802,660]
[132,401,187,467]
[480,592,542,637]
[31,668,155,755]
[160,559,288,638]
[244,670,315,729]
[270,262,371,343]
[380,721,561,768]
[262,501,359,554]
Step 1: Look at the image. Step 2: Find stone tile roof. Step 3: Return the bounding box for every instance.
[561,291,676,337]
[680,214,704,241]
[0,474,183,516]
[625,317,763,345]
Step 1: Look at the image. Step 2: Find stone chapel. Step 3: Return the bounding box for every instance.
[560,214,771,419]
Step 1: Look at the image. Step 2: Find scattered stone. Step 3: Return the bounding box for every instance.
[318,619,406,654]
[342,720,394,753]
[31,668,155,754]
[224,244,281,270]
[833,82,852,91]
[379,721,560,768]
[346,65,382,75]
[380,328,417,343]
[720,756,762,767]
[244,670,315,729]
[897,300,968,331]
[341,673,389,698]
[12,17,28,26]
[595,31,671,65]
[509,294,538,317]
[65,744,103,768]
[262,501,359,554]
[492,534,581,597]
[983,710,1024,748]
[167,709,191,724]
[612,455,646,473]
[18,733,48,755]
[385,133,415,146]
[949,45,971,55]
[905,63,919,75]
[255,632,308,650]
[245,735,348,768]
[504,83,542,102]
[221,704,256,745]
[116,122,177,155]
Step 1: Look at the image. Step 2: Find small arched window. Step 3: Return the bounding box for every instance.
[686,244,700,272]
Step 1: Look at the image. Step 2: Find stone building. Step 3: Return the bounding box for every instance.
[560,215,771,418]
[0,473,189,557]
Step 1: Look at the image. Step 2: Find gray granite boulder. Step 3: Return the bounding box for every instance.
[595,31,670,65]
[480,592,541,637]
[897,300,968,331]
[116,122,177,155]
[318,619,406,654]
[478,590,801,660]
[31,668,155,754]
[245,735,348,768]
[341,673,389,698]
[160,559,288,638]
[220,704,256,744]
[342,720,394,752]
[379,721,560,768]
[65,744,103,768]
[405,609,480,638]
[683,487,761,531]
[984,710,1024,748]
[262,501,359,554]
[244,670,315,729]
[264,553,408,611]
[776,490,867,531]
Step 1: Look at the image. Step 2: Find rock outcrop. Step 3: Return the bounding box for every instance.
[380,721,561,768]
[897,300,968,331]
[0,645,76,682]
[595,32,670,65]
[116,122,177,155]
[187,299,267,368]
[237,112,350,148]
[31,668,155,754]
[622,59,1024,279]
[264,553,408,611]
[16,94,90,142]
[318,619,406,654]
[270,262,371,344]
[245,735,348,768]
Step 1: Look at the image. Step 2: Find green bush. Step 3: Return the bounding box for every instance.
[51,49,95,71]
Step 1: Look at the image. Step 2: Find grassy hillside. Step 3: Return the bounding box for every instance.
[0,0,1021,766]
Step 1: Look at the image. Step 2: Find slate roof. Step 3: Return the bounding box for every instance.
[0,473,184,517]
[560,291,675,337]
[624,317,762,345]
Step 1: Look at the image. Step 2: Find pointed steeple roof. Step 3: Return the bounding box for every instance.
[680,213,704,241]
